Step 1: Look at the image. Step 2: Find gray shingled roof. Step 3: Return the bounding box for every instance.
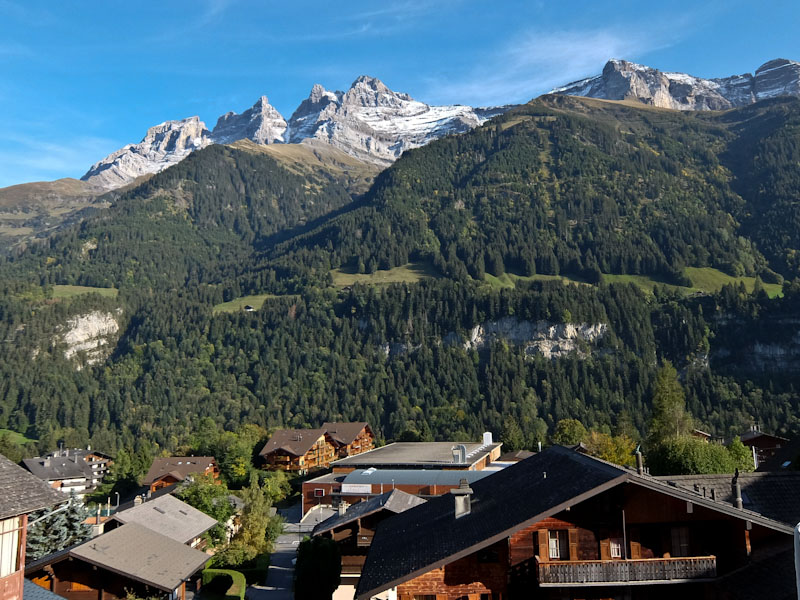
[142,456,216,485]
[313,490,426,536]
[23,579,67,600]
[111,494,217,544]
[259,429,328,458]
[356,446,794,600]
[70,523,209,591]
[22,455,88,482]
[657,471,800,526]
[0,453,63,520]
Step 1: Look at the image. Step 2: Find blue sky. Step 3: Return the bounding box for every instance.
[1,0,798,187]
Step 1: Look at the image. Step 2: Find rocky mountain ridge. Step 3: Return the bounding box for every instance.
[81,77,507,189]
[552,58,800,111]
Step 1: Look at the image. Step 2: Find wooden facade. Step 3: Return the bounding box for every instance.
[264,433,336,473]
[29,561,190,600]
[390,483,789,600]
[0,514,27,600]
[324,423,375,458]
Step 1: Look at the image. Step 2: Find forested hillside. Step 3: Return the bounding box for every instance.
[1,95,800,458]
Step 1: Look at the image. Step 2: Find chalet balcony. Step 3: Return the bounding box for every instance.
[537,556,717,586]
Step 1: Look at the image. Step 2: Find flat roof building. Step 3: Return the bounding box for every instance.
[331,434,502,473]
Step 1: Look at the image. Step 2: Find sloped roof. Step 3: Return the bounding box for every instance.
[356,446,794,600]
[258,428,328,458]
[322,422,370,446]
[111,494,217,544]
[313,490,426,536]
[657,471,800,526]
[0,453,63,520]
[142,456,216,485]
[22,455,88,482]
[70,523,209,591]
[356,446,626,599]
[23,579,67,600]
[757,437,800,471]
[342,468,495,487]
[740,429,789,444]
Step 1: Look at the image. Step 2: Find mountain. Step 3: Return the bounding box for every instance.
[0,178,106,250]
[79,77,508,190]
[81,117,212,189]
[3,93,800,457]
[211,95,287,145]
[553,58,800,110]
[285,75,507,165]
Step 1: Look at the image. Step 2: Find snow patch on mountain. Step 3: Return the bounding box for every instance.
[211,96,287,144]
[553,58,800,111]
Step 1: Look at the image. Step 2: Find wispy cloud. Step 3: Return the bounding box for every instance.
[423,24,684,107]
[0,133,120,187]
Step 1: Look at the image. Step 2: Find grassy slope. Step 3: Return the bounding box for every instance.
[330,262,442,286]
[52,285,119,299]
[0,428,36,443]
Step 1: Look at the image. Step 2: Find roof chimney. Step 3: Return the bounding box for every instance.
[732,469,743,509]
[44,457,51,468]
[338,501,349,517]
[451,444,467,464]
[635,450,644,475]
[451,478,473,519]
[482,432,493,446]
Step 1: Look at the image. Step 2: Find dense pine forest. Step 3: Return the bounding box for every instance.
[1,95,800,459]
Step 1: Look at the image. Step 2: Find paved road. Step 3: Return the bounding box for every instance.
[246,502,313,600]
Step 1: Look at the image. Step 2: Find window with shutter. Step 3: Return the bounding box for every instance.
[548,530,569,560]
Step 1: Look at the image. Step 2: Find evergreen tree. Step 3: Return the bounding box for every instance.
[647,361,693,446]
[26,492,91,562]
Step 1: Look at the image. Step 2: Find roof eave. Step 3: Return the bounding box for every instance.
[356,472,629,599]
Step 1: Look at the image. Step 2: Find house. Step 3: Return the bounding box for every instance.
[22,448,113,497]
[331,433,503,473]
[313,490,426,600]
[322,422,375,458]
[302,468,498,516]
[740,425,789,466]
[26,523,210,600]
[259,428,336,474]
[103,494,217,547]
[0,453,63,600]
[356,446,795,600]
[142,456,219,493]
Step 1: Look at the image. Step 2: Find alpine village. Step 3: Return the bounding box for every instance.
[4,6,800,600]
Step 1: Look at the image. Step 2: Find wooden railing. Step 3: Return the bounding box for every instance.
[537,556,717,585]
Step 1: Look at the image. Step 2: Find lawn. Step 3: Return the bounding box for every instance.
[0,428,36,444]
[331,262,441,286]
[212,294,278,314]
[52,285,118,299]
[483,267,783,297]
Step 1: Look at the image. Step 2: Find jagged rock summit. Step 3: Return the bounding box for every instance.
[82,76,508,189]
[82,117,212,189]
[211,95,287,145]
[552,58,800,110]
[286,75,506,165]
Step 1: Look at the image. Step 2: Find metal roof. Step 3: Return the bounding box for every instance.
[0,453,63,520]
[111,494,217,544]
[342,468,496,487]
[332,441,502,469]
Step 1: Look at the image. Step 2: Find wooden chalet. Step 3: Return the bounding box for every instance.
[142,456,219,493]
[357,446,797,600]
[740,425,789,466]
[322,422,375,458]
[0,453,63,600]
[313,490,426,597]
[259,428,336,474]
[26,522,210,600]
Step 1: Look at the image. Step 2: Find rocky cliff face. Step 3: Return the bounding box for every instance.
[81,117,212,189]
[211,95,287,144]
[81,76,508,189]
[60,310,120,367]
[552,58,800,110]
[286,75,507,165]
